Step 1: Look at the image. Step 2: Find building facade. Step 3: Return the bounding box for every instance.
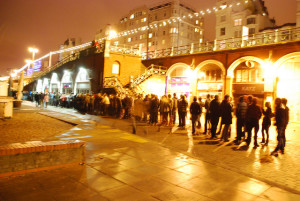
[215,0,275,40]
[95,0,204,55]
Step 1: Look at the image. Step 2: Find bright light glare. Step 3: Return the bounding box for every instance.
[108,30,117,40]
[28,47,38,53]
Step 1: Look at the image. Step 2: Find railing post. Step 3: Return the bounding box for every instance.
[213,40,217,51]
[170,47,174,56]
[49,52,52,68]
[154,50,157,58]
[190,43,194,54]
[275,29,279,43]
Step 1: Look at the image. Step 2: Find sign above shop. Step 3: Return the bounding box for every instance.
[232,83,264,95]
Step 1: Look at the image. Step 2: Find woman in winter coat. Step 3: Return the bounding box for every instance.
[261,102,272,145]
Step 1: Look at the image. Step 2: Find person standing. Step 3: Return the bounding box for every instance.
[282,98,289,148]
[149,94,160,125]
[190,96,201,135]
[245,97,262,148]
[203,94,211,134]
[196,97,203,129]
[271,98,287,156]
[209,95,220,139]
[220,95,233,142]
[261,101,272,145]
[44,93,49,108]
[178,95,188,128]
[171,93,178,125]
[235,96,248,144]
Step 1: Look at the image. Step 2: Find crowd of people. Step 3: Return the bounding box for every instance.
[28,91,289,157]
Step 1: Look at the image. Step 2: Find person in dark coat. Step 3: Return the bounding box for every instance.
[190,96,201,135]
[178,95,188,128]
[271,98,287,156]
[149,94,159,125]
[235,96,247,144]
[209,95,220,139]
[245,97,262,148]
[203,94,211,134]
[220,95,233,142]
[261,101,272,145]
[282,98,289,148]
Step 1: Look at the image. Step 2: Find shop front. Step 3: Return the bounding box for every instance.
[61,71,73,94]
[166,64,192,99]
[50,73,60,93]
[196,64,223,99]
[74,68,91,95]
[232,60,264,107]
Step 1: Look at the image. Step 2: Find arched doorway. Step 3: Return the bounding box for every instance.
[42,78,50,93]
[194,60,225,99]
[274,52,300,122]
[74,68,91,94]
[50,73,60,93]
[166,63,193,99]
[61,71,73,94]
[228,57,265,107]
[36,79,43,93]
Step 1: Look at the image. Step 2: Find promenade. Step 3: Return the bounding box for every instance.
[0,101,299,201]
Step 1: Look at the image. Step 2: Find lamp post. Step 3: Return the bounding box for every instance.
[28,47,38,61]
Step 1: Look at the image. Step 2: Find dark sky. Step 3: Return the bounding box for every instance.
[0,0,296,76]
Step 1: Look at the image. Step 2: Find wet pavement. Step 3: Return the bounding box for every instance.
[0,101,300,201]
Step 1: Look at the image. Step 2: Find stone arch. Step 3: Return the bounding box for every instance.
[74,68,91,94]
[166,62,192,77]
[227,56,265,78]
[273,52,300,70]
[194,60,226,74]
[60,70,73,94]
[50,72,61,93]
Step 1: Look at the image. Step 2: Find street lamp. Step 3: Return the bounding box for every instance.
[28,47,38,61]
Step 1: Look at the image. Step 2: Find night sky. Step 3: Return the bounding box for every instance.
[0,0,296,76]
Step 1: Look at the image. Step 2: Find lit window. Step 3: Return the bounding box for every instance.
[196,20,199,24]
[149,33,153,38]
[247,17,256,25]
[130,14,134,19]
[128,38,131,42]
[114,41,119,45]
[141,18,147,22]
[162,39,165,45]
[195,28,199,32]
[148,42,152,47]
[112,62,120,75]
[234,19,242,26]
[220,27,226,36]
[140,35,143,39]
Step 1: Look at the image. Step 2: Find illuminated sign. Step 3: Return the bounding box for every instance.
[33,61,42,72]
[232,83,264,95]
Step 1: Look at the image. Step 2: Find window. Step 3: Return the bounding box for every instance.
[141,18,147,22]
[162,39,165,45]
[128,38,131,42]
[130,14,134,19]
[234,30,241,37]
[164,13,166,17]
[221,15,226,22]
[170,28,177,33]
[136,20,139,24]
[195,28,199,32]
[148,33,153,38]
[155,15,158,20]
[247,17,256,25]
[196,20,199,24]
[114,41,119,45]
[112,62,120,75]
[140,35,143,39]
[234,19,242,26]
[249,28,255,35]
[180,32,183,36]
[148,42,152,47]
[163,31,166,35]
[220,27,226,36]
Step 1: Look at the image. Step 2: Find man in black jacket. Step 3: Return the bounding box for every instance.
[271,98,287,156]
[190,97,201,135]
[209,95,220,139]
[220,95,233,142]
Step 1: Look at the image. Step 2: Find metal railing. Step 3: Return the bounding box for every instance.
[103,77,126,94]
[143,27,300,59]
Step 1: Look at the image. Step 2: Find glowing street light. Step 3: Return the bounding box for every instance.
[28,47,39,61]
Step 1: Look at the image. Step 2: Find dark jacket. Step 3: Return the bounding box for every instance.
[209,99,220,120]
[220,100,233,124]
[262,107,272,126]
[190,101,201,121]
[275,106,286,128]
[246,103,262,122]
[178,98,188,113]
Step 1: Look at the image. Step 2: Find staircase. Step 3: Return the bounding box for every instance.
[103,65,167,96]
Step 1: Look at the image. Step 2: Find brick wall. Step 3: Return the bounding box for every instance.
[0,140,85,177]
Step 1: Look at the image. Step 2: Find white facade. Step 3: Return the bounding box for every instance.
[215,0,275,40]
[95,0,204,53]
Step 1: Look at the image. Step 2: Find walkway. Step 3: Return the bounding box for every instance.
[0,101,299,201]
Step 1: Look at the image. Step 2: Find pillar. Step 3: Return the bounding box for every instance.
[224,76,233,97]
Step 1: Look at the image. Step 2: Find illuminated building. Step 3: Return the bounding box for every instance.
[215,0,276,40]
[95,0,204,54]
